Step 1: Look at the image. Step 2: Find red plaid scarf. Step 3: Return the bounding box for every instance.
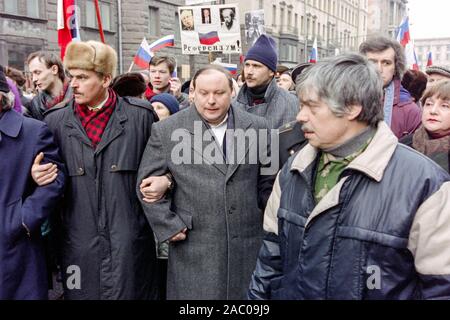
[75,88,117,149]
[45,79,70,109]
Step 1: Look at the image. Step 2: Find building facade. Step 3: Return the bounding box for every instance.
[229,0,368,68]
[1,0,369,75]
[415,38,450,70]
[367,0,407,38]
[0,0,212,80]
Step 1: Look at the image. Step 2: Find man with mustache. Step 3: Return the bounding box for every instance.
[234,35,298,129]
[41,40,160,299]
[249,54,450,300]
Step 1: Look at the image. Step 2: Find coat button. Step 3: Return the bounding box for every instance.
[289,149,295,155]
[111,165,117,171]
[77,167,84,174]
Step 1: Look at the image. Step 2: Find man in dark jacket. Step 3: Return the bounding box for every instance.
[359,36,421,139]
[277,63,312,167]
[249,54,450,300]
[43,41,159,299]
[27,52,72,120]
[234,35,298,129]
[0,65,65,299]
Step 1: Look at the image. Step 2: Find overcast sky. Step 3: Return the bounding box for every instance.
[408,0,450,39]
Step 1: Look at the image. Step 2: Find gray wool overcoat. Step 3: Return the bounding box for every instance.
[137,105,275,300]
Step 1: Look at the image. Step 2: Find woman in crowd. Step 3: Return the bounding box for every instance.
[402,80,450,172]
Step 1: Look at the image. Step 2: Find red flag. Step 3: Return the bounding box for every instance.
[57,0,80,59]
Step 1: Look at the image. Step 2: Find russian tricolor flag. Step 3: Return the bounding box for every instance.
[149,35,175,52]
[133,38,154,69]
[412,49,419,71]
[198,31,220,45]
[214,62,237,75]
[57,0,81,59]
[396,16,410,48]
[309,38,318,63]
[427,51,433,67]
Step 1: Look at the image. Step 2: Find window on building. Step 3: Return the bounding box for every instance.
[27,0,40,18]
[100,2,111,31]
[86,1,111,31]
[288,10,292,27]
[259,0,263,9]
[149,6,160,36]
[295,13,298,31]
[272,5,276,26]
[4,0,18,14]
[301,15,304,34]
[389,1,395,25]
[280,7,284,27]
[86,1,96,28]
[174,12,180,41]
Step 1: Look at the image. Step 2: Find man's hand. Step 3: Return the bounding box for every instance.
[170,228,187,242]
[169,77,182,98]
[31,152,58,186]
[140,175,171,203]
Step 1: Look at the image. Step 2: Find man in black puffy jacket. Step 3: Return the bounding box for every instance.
[249,54,450,300]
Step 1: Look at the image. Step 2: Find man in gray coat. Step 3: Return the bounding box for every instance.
[137,65,276,300]
[234,35,298,129]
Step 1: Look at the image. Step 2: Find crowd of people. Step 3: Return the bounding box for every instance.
[1,33,450,300]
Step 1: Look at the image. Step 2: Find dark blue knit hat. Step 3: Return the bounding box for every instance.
[150,93,180,115]
[245,35,278,72]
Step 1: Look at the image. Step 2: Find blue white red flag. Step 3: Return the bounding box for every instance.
[198,31,220,45]
[133,38,154,69]
[149,35,175,52]
[427,52,433,67]
[413,49,419,71]
[309,38,318,63]
[213,62,238,75]
[396,16,411,47]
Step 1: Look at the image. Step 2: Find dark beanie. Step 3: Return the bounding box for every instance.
[245,35,277,72]
[0,65,10,93]
[111,72,147,97]
[150,93,180,115]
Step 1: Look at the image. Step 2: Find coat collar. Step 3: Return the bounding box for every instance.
[291,122,398,182]
[63,96,128,151]
[0,109,23,140]
[236,78,278,105]
[183,104,254,176]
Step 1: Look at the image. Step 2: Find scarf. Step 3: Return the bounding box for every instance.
[43,79,71,109]
[383,80,395,127]
[314,126,376,203]
[247,83,269,106]
[75,88,117,149]
[412,125,450,158]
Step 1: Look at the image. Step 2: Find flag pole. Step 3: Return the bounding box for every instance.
[127,61,134,73]
[94,0,106,43]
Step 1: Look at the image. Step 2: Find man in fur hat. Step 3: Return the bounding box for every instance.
[42,40,161,299]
